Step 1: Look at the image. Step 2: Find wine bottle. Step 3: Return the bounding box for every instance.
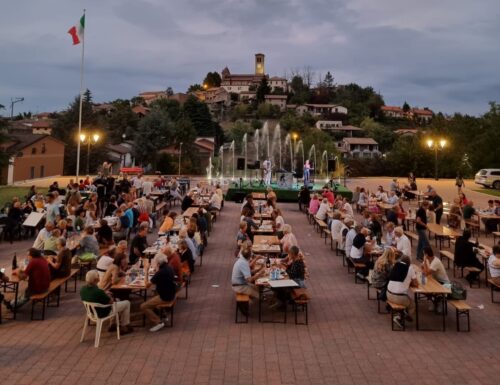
[265,255,271,268]
[12,253,18,270]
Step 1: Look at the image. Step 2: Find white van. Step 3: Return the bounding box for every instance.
[475,169,500,189]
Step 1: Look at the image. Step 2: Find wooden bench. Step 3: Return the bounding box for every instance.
[488,279,500,303]
[347,257,367,284]
[235,293,250,323]
[306,209,314,225]
[439,250,455,271]
[156,296,176,328]
[493,231,500,244]
[322,229,333,249]
[386,300,407,331]
[291,288,309,325]
[30,269,79,320]
[404,231,418,246]
[464,267,482,288]
[314,218,328,235]
[464,216,480,237]
[448,300,471,332]
[155,202,167,218]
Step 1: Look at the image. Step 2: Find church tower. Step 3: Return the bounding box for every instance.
[255,53,265,75]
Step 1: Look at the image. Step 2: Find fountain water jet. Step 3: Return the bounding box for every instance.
[242,133,248,179]
[229,140,235,180]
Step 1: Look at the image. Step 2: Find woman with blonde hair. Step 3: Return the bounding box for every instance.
[280,224,298,255]
[371,248,396,301]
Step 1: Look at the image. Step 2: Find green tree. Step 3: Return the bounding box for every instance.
[166,87,174,97]
[182,95,214,136]
[324,71,334,89]
[105,99,139,144]
[289,75,310,104]
[130,96,146,107]
[256,77,271,104]
[187,84,203,92]
[133,109,173,169]
[402,101,410,112]
[360,117,396,153]
[150,99,181,121]
[202,72,222,88]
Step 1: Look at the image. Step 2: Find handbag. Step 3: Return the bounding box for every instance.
[449,281,467,300]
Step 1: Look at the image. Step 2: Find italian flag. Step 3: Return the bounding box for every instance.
[68,14,85,45]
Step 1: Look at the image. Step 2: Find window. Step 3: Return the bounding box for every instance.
[491,171,500,176]
[30,167,35,179]
[40,165,45,178]
[41,143,46,154]
[31,147,37,155]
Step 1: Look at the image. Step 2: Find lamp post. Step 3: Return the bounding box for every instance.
[178,142,183,176]
[426,138,447,180]
[10,97,24,120]
[80,133,100,175]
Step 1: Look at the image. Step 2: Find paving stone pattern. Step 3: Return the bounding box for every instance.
[1,202,500,385]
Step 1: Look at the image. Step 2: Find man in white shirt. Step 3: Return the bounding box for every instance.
[315,198,329,221]
[344,225,357,259]
[341,198,354,218]
[394,226,412,259]
[208,192,222,211]
[330,212,344,246]
[142,178,153,197]
[132,174,143,195]
[33,222,54,250]
[385,191,399,205]
[422,246,449,284]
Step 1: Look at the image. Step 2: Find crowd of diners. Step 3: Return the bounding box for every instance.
[231,188,308,316]
[298,176,500,327]
[1,175,226,334]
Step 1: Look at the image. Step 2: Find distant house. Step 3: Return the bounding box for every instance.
[410,108,433,122]
[340,137,380,158]
[204,87,231,106]
[264,95,287,111]
[138,91,188,105]
[105,142,135,173]
[381,106,406,118]
[315,120,343,130]
[268,76,288,93]
[132,105,150,117]
[93,103,116,114]
[297,104,348,116]
[0,134,65,185]
[159,137,215,171]
[30,120,54,135]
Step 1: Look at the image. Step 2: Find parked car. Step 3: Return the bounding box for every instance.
[475,169,500,189]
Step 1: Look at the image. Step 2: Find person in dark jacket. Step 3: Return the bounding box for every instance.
[454,230,484,283]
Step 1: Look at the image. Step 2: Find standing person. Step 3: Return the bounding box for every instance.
[415,201,430,261]
[45,193,60,224]
[263,159,272,186]
[455,173,465,194]
[429,190,444,224]
[141,254,177,332]
[303,159,311,187]
[6,248,50,310]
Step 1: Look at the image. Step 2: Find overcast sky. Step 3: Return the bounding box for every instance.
[1,0,499,117]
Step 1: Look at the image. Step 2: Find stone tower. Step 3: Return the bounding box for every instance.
[255,53,265,75]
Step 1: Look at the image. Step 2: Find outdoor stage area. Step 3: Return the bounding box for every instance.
[225,180,352,202]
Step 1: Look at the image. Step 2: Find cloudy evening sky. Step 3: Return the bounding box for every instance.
[1,0,499,116]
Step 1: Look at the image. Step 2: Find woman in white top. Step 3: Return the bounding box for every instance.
[357,188,368,207]
[273,209,285,232]
[281,224,298,254]
[386,256,418,320]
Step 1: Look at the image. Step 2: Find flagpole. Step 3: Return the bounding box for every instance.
[76,9,86,179]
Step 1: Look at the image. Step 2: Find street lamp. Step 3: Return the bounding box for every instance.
[10,97,24,120]
[178,142,183,176]
[80,133,100,175]
[426,138,447,180]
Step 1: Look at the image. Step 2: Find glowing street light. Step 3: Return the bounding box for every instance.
[426,137,447,180]
[80,132,101,175]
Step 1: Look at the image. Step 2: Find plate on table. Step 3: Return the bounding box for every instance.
[256,277,269,285]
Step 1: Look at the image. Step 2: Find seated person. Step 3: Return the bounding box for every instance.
[77,226,100,262]
[280,224,298,255]
[384,222,396,246]
[129,223,149,265]
[159,211,177,234]
[315,198,329,222]
[488,245,500,286]
[308,194,320,215]
[47,237,72,280]
[7,248,50,310]
[181,192,194,212]
[80,270,133,334]
[0,269,10,306]
[448,198,463,229]
[394,226,412,259]
[371,248,396,300]
[386,255,418,323]
[33,222,54,250]
[350,227,375,279]
[236,221,250,250]
[141,254,177,332]
[178,239,195,274]
[284,246,307,288]
[99,253,128,291]
[43,228,61,256]
[96,246,116,280]
[96,219,113,246]
[422,246,449,284]
[462,201,475,220]
[454,230,484,283]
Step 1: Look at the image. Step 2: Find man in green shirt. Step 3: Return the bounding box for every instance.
[80,270,133,334]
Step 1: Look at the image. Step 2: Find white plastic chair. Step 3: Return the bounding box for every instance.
[80,301,120,348]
